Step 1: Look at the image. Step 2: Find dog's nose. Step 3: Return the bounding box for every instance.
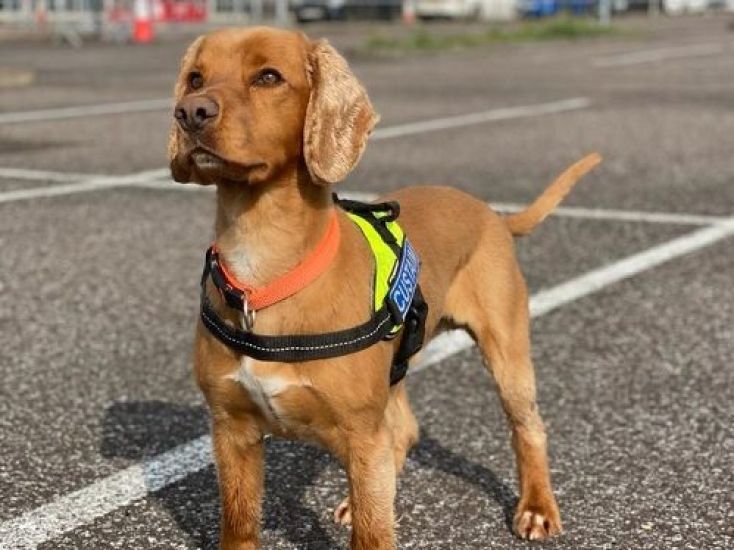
[174,96,219,133]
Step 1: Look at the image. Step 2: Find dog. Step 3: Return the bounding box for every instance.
[168,26,601,550]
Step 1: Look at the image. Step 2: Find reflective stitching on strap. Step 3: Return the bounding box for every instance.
[201,306,393,354]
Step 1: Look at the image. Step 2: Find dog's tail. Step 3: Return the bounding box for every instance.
[504,153,602,237]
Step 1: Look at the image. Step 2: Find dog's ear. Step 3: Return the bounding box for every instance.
[303,40,379,185]
[168,35,204,183]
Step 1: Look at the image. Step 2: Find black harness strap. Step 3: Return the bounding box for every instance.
[332,196,400,222]
[200,270,396,363]
[389,285,428,385]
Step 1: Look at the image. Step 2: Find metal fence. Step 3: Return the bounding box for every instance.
[1,0,731,39]
[0,0,285,32]
[0,0,100,22]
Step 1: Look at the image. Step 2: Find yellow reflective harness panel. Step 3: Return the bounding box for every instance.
[338,196,428,385]
[345,211,405,335]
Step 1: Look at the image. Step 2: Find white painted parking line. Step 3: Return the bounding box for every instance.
[0,96,589,186]
[593,43,726,68]
[0,436,213,550]
[130,181,381,200]
[415,215,734,373]
[0,168,170,204]
[130,178,208,192]
[2,170,726,228]
[0,95,587,133]
[0,97,591,204]
[0,167,101,183]
[128,184,728,227]
[528,217,734,316]
[491,202,728,227]
[371,97,591,140]
[0,178,139,204]
[0,98,172,125]
[3,214,733,549]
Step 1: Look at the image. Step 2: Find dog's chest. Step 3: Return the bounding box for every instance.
[228,358,302,427]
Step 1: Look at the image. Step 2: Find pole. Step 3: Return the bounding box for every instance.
[274,0,286,26]
[598,0,610,26]
[35,0,48,29]
[249,0,262,23]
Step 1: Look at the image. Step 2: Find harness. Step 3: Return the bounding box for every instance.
[199,196,428,386]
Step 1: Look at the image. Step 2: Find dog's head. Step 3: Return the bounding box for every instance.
[168,27,379,186]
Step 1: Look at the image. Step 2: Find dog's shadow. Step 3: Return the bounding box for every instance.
[101,401,517,549]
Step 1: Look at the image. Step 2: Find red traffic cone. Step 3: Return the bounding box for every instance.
[132,0,154,44]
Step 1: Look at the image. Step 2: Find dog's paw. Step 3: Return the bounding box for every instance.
[513,497,562,541]
[333,497,352,526]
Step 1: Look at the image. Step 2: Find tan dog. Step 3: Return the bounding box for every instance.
[168,27,600,550]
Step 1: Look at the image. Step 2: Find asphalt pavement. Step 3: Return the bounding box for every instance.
[1,14,732,550]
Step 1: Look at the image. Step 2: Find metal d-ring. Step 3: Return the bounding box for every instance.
[240,297,256,332]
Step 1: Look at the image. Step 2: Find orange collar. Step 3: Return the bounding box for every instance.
[210,210,340,312]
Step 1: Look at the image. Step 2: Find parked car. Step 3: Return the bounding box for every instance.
[293,0,401,21]
[293,0,347,20]
[415,0,516,19]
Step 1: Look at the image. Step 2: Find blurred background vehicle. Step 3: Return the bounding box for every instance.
[292,0,347,22]
[293,0,402,22]
[414,0,516,21]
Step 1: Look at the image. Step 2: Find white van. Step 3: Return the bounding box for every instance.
[414,0,517,20]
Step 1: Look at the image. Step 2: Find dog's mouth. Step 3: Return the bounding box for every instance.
[174,143,266,185]
[191,149,226,171]
[186,147,252,182]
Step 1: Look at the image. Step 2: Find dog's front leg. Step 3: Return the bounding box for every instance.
[212,414,264,550]
[346,426,397,550]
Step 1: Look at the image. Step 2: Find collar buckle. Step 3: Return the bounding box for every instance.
[240,297,256,332]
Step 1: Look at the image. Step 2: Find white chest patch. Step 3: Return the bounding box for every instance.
[227,358,294,424]
[224,244,255,281]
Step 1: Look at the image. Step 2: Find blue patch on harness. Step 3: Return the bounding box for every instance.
[388,239,420,323]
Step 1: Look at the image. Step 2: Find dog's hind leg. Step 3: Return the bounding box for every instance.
[444,229,562,541]
[386,383,420,473]
[334,383,418,526]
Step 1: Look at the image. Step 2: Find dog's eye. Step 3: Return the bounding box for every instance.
[253,69,283,87]
[188,71,204,90]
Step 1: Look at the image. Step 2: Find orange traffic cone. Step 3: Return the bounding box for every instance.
[132,0,154,44]
[402,0,416,25]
